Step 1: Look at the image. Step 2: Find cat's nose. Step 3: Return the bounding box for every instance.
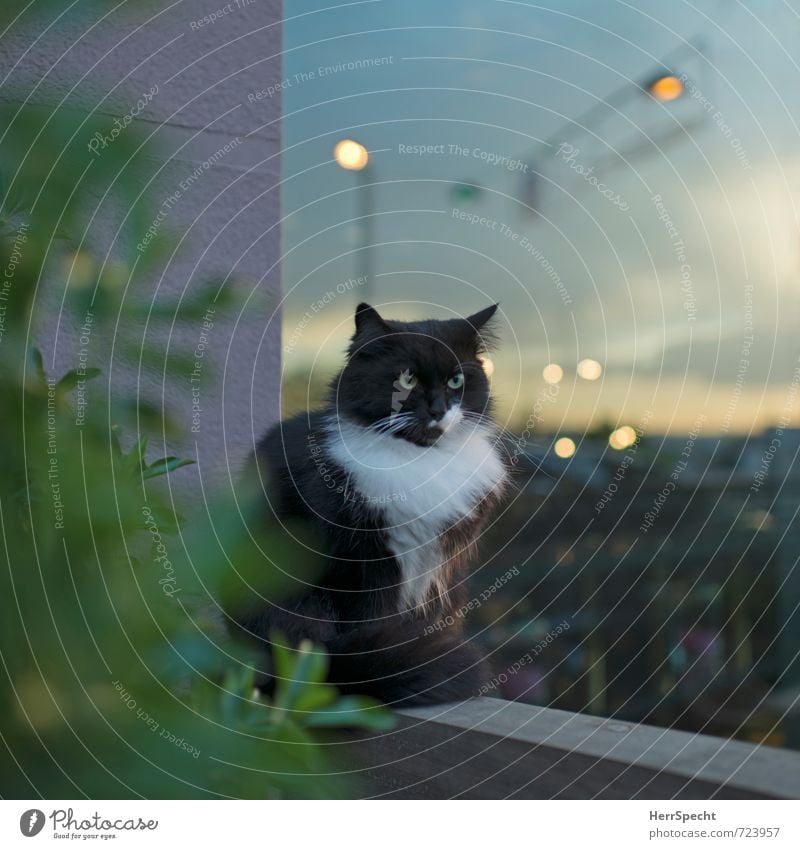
[428,395,447,420]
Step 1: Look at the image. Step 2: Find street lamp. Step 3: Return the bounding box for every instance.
[333,139,369,171]
[333,139,373,300]
[646,73,685,102]
[521,40,701,215]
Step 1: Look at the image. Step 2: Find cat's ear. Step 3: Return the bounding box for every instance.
[461,303,500,351]
[465,303,499,333]
[354,302,390,335]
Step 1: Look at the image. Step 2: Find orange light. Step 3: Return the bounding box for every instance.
[609,425,637,450]
[333,139,369,171]
[554,437,576,459]
[542,363,563,385]
[649,75,684,102]
[577,358,602,380]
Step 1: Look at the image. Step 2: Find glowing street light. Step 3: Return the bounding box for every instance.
[609,425,637,450]
[333,139,369,171]
[577,358,603,381]
[647,74,684,102]
[542,363,563,385]
[554,437,576,459]
[334,139,373,298]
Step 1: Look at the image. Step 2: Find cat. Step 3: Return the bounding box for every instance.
[237,302,509,706]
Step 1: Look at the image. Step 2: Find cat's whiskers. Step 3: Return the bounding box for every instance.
[377,414,415,431]
[369,413,411,431]
[458,413,554,477]
[364,413,416,446]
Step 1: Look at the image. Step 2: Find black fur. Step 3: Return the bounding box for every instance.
[236,304,506,706]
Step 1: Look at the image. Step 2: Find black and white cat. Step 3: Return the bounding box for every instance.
[238,302,508,705]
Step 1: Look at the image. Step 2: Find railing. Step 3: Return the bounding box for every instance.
[350,697,800,799]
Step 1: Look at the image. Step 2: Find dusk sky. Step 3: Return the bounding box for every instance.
[280,0,800,436]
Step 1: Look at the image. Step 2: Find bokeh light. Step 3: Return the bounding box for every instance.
[609,425,638,450]
[542,363,563,384]
[648,74,684,102]
[554,436,576,458]
[333,138,369,170]
[577,358,603,381]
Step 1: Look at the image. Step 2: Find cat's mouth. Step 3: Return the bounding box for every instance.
[381,420,444,447]
[420,424,445,445]
[403,407,464,446]
[400,421,452,447]
[371,406,464,447]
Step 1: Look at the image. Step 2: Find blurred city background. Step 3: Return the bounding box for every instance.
[280,0,800,748]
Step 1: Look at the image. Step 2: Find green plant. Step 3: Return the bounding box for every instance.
[0,5,392,799]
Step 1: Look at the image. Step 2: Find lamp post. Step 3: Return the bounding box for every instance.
[333,139,373,302]
[517,51,694,365]
[520,40,701,215]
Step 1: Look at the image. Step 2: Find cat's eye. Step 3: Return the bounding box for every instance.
[447,373,465,390]
[398,371,418,390]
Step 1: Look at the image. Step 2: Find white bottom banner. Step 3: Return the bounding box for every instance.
[1,800,798,848]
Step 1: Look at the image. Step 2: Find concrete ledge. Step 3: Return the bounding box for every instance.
[348,697,800,799]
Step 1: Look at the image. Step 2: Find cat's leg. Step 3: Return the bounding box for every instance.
[326,620,488,707]
[233,593,338,694]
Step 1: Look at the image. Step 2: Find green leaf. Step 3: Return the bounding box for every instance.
[132,435,149,471]
[27,347,47,391]
[56,367,101,393]
[141,456,195,479]
[292,683,338,713]
[109,424,123,457]
[129,279,238,322]
[273,639,329,713]
[110,398,183,441]
[189,677,219,716]
[302,696,395,731]
[120,342,199,378]
[221,667,255,726]
[269,632,296,684]
[138,502,184,534]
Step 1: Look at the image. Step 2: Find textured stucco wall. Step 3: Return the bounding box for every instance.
[1,0,283,493]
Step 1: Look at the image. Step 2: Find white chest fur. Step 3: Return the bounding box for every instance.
[324,418,507,612]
